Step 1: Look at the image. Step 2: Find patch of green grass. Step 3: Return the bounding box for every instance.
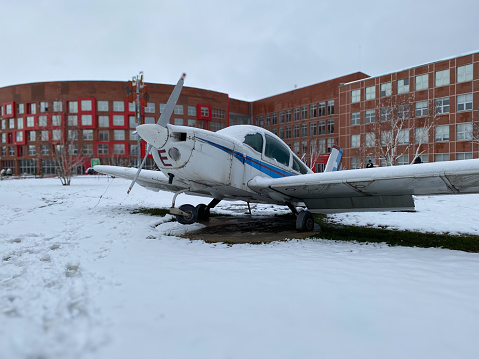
[314,214,479,253]
[131,207,171,217]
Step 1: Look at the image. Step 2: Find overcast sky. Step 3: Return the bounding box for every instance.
[1,0,478,101]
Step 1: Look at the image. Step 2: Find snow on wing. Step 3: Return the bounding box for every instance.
[94,165,185,192]
[254,159,479,213]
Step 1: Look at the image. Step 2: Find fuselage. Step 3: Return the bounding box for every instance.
[137,124,312,203]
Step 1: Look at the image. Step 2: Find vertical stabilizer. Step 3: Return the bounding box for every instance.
[324,146,343,172]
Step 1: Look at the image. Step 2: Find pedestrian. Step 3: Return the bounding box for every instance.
[366,160,374,168]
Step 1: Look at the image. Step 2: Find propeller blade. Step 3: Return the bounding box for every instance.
[157,73,186,128]
[127,144,152,194]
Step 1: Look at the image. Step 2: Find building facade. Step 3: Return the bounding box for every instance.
[0,81,251,175]
[1,50,478,176]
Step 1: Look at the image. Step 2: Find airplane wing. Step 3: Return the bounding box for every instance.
[94,165,185,193]
[248,159,479,213]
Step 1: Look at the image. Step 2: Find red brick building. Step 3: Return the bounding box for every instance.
[1,51,478,175]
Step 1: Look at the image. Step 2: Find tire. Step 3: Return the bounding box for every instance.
[176,204,199,225]
[296,211,315,232]
[196,204,210,221]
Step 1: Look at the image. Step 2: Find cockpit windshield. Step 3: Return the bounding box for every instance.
[243,133,263,153]
[264,134,290,166]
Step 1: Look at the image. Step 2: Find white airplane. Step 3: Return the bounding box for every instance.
[95,74,479,231]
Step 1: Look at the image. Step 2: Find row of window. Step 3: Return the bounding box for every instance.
[287,138,336,155]
[350,64,474,103]
[271,119,335,140]
[1,143,131,157]
[1,100,221,119]
[349,95,474,126]
[349,123,473,149]
[256,100,335,126]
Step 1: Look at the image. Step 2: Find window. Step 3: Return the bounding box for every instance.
[318,120,325,135]
[365,110,375,124]
[415,127,428,144]
[293,107,300,121]
[40,102,48,112]
[97,144,109,155]
[130,144,138,156]
[301,123,307,137]
[397,78,409,94]
[1,120,4,130]
[285,126,291,139]
[396,155,409,166]
[35,116,45,128]
[68,130,78,141]
[41,130,49,141]
[415,101,428,117]
[243,133,263,153]
[318,138,325,153]
[435,69,450,87]
[174,118,183,126]
[95,101,108,112]
[351,112,360,125]
[81,115,92,126]
[398,129,409,144]
[285,109,292,122]
[318,102,325,117]
[28,117,38,128]
[27,145,36,156]
[381,131,392,146]
[266,114,270,126]
[456,123,473,141]
[293,124,299,138]
[1,133,5,143]
[145,102,155,113]
[28,103,37,114]
[53,101,62,112]
[98,130,109,141]
[114,130,125,141]
[435,97,450,114]
[434,153,450,162]
[327,138,334,153]
[380,82,392,97]
[68,101,78,113]
[327,119,334,134]
[365,86,375,100]
[113,115,125,126]
[83,144,93,155]
[380,107,391,122]
[435,125,449,142]
[144,117,155,124]
[365,132,375,147]
[52,130,61,141]
[397,104,409,120]
[174,105,184,115]
[200,106,209,117]
[41,145,49,155]
[351,89,360,103]
[81,100,92,111]
[310,122,316,136]
[17,118,23,129]
[279,127,285,139]
[17,103,24,114]
[293,142,299,154]
[457,93,473,111]
[310,104,317,118]
[113,101,124,112]
[279,111,285,123]
[264,134,290,166]
[457,64,473,83]
[300,106,307,120]
[9,118,15,129]
[350,157,361,169]
[129,102,135,112]
[351,134,360,148]
[98,116,109,127]
[129,116,137,128]
[28,131,36,141]
[272,112,277,125]
[114,144,125,155]
[68,115,78,126]
[188,106,196,116]
[327,100,334,115]
[16,131,23,142]
[415,74,428,91]
[83,130,93,141]
[456,152,473,161]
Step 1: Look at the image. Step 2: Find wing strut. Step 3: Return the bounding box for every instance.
[127,73,186,194]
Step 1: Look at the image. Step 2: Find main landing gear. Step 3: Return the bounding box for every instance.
[170,191,220,225]
[286,202,316,232]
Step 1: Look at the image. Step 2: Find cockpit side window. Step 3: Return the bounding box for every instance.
[292,156,309,174]
[264,134,291,166]
[243,133,263,153]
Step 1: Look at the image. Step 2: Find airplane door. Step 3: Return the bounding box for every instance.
[229,144,246,190]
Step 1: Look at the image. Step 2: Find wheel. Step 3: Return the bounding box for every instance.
[296,211,315,232]
[176,204,199,225]
[196,204,210,221]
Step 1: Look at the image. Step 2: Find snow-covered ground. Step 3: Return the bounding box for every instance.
[1,176,479,359]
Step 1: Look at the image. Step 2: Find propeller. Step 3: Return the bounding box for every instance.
[127,73,186,194]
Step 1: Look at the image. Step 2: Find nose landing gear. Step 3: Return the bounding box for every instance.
[170,191,220,224]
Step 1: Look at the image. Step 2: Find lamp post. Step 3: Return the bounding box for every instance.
[127,72,149,167]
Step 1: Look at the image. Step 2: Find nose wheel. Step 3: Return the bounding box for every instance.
[175,204,199,225]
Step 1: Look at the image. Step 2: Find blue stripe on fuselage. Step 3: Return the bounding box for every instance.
[196,136,294,178]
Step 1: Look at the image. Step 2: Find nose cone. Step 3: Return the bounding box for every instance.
[136,124,169,148]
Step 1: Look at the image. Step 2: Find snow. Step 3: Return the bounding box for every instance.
[1,176,479,359]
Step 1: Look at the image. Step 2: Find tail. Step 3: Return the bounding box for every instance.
[324,145,343,172]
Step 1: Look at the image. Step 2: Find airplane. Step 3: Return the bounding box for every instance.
[95,74,479,232]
